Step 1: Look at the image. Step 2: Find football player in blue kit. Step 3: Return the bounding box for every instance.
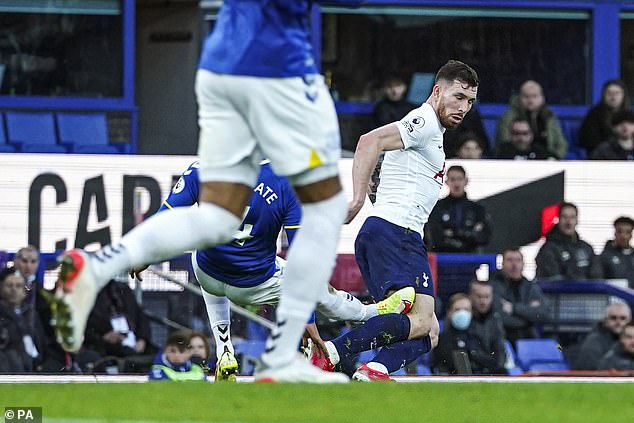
[50,0,369,383]
[131,160,413,381]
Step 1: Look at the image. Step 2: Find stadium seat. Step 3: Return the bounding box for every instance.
[5,112,66,153]
[233,340,266,376]
[515,338,569,371]
[0,114,16,152]
[57,112,121,154]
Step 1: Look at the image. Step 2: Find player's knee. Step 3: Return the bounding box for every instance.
[407,313,433,340]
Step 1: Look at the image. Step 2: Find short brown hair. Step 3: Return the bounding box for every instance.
[166,330,191,352]
[447,292,470,312]
[435,60,479,87]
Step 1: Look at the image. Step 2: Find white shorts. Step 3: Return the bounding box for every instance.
[195,69,341,186]
[193,255,286,307]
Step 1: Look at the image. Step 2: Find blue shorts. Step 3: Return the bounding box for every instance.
[355,216,435,300]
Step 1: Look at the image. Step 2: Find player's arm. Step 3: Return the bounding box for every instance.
[346,123,405,223]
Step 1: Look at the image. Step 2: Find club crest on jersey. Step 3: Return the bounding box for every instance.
[172,177,185,194]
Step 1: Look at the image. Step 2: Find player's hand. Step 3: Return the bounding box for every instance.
[345,200,364,224]
[302,323,329,358]
[129,265,149,281]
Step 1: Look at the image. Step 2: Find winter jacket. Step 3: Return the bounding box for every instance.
[535,226,603,280]
[579,104,624,154]
[589,139,634,160]
[495,142,553,160]
[496,95,568,159]
[597,343,634,371]
[599,241,634,289]
[489,272,550,344]
[373,99,416,128]
[573,322,619,370]
[426,194,491,253]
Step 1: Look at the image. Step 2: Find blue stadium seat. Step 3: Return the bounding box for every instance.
[515,338,569,372]
[57,112,121,154]
[5,112,66,153]
[233,340,266,376]
[0,114,16,152]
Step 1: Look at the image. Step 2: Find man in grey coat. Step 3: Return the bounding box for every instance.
[490,247,550,345]
[597,321,634,371]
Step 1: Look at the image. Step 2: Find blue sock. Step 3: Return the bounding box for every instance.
[331,314,411,360]
[371,336,432,373]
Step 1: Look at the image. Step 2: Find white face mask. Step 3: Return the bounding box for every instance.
[451,309,472,330]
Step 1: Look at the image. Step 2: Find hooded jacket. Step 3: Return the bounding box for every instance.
[573,321,619,370]
[496,95,568,159]
[535,225,603,280]
[589,138,634,161]
[599,240,634,288]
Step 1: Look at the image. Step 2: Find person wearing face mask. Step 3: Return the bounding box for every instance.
[432,292,506,375]
[490,247,550,345]
[536,202,603,280]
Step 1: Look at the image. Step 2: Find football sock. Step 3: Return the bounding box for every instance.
[260,191,346,368]
[90,203,240,289]
[329,314,411,365]
[370,336,432,373]
[201,289,233,357]
[317,287,377,322]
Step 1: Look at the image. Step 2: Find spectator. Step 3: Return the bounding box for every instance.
[372,74,416,128]
[495,118,553,160]
[536,202,603,280]
[589,111,634,161]
[496,80,568,159]
[13,246,65,371]
[426,165,491,252]
[451,132,486,159]
[188,331,212,372]
[84,280,155,373]
[580,80,630,155]
[0,267,47,372]
[444,106,490,157]
[149,331,206,381]
[573,303,631,370]
[597,321,634,371]
[490,247,550,345]
[600,216,634,289]
[432,291,506,375]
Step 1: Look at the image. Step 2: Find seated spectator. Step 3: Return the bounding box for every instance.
[444,106,490,157]
[372,74,416,127]
[597,321,634,371]
[13,246,65,371]
[149,331,206,381]
[589,111,634,161]
[573,303,631,370]
[580,79,630,155]
[84,280,155,373]
[0,267,47,372]
[188,331,212,372]
[451,132,486,159]
[490,247,550,345]
[426,165,491,252]
[536,202,603,280]
[495,118,553,160]
[496,80,567,159]
[600,216,634,289]
[432,290,506,375]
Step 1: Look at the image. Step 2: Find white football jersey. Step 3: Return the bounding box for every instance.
[370,103,446,234]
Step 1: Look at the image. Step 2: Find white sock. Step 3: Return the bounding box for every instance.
[366,362,388,374]
[261,191,347,368]
[317,287,377,322]
[201,289,234,357]
[90,203,240,289]
[324,341,340,365]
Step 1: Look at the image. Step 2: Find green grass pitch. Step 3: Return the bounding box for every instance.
[1,382,633,423]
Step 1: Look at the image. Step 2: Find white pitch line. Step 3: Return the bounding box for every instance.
[2,375,634,384]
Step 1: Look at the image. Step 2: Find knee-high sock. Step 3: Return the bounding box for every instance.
[370,336,432,373]
[90,203,240,289]
[260,192,347,368]
[201,289,233,357]
[317,287,377,322]
[328,314,411,364]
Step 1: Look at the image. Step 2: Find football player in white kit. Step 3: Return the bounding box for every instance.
[313,60,479,381]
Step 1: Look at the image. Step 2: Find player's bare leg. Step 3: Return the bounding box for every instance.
[50,181,252,352]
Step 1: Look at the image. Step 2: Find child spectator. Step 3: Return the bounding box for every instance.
[149,331,206,381]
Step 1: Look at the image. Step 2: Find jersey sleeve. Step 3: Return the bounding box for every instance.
[397,107,436,150]
[158,161,200,212]
[281,182,302,245]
